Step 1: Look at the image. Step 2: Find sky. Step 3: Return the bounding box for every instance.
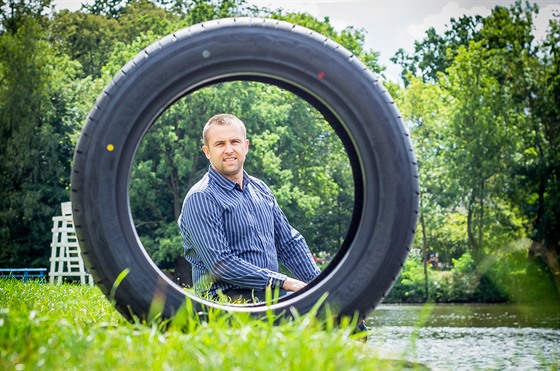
[54,0,559,81]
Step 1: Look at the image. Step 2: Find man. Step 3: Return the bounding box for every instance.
[178,113,321,302]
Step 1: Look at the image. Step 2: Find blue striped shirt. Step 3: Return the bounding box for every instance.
[178,166,320,297]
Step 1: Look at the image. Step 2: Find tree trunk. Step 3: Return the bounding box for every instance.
[421,210,429,300]
[478,180,485,255]
[467,202,478,252]
[419,194,429,299]
[529,240,560,295]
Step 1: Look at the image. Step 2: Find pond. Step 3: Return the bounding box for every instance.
[365,303,560,370]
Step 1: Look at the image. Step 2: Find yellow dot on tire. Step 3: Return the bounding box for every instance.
[107,144,115,152]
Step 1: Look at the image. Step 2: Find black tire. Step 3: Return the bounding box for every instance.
[71,17,418,322]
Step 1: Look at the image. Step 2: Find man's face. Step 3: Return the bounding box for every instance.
[202,123,249,182]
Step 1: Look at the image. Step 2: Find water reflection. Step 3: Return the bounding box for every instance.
[366,304,560,370]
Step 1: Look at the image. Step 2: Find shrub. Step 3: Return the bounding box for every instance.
[385,253,430,303]
[385,249,559,304]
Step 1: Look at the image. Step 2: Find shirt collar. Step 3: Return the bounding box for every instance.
[208,166,250,190]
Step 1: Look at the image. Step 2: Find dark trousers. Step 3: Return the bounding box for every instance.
[222,288,290,303]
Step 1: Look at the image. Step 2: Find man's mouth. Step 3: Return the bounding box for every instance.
[224,157,237,163]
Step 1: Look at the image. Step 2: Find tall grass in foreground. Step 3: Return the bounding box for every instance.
[0,280,419,370]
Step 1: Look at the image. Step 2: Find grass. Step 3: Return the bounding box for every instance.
[0,280,420,370]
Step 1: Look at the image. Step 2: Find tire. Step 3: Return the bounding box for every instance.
[71,17,418,322]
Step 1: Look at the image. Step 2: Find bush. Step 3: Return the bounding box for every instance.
[385,252,430,303]
[448,252,477,302]
[482,249,559,303]
[385,249,559,304]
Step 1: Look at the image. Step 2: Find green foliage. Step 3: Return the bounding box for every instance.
[391,13,482,84]
[0,12,90,267]
[116,0,183,43]
[479,240,560,303]
[49,10,120,78]
[0,0,53,33]
[503,11,560,282]
[394,0,559,298]
[387,248,559,304]
[0,280,411,369]
[385,251,430,303]
[81,0,128,18]
[141,223,183,269]
[181,0,250,25]
[447,252,477,301]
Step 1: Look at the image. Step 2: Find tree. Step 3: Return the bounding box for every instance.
[505,14,560,290]
[116,0,181,43]
[394,0,559,297]
[391,14,482,85]
[443,41,518,259]
[470,1,559,291]
[0,5,86,267]
[396,75,458,296]
[49,10,120,78]
[81,0,127,18]
[181,0,249,24]
[0,0,52,33]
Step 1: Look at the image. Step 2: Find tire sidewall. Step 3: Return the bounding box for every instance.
[72,18,417,320]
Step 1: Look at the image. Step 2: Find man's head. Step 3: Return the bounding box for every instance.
[202,114,247,147]
[202,114,249,183]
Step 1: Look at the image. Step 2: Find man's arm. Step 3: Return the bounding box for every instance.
[271,199,321,283]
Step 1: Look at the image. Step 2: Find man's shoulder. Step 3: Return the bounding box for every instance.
[179,175,216,223]
[188,173,211,195]
[247,175,275,196]
[248,174,267,188]
[185,173,216,203]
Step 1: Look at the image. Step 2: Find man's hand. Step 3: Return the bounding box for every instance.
[282,277,307,292]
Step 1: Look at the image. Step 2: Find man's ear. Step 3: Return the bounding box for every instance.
[245,139,250,152]
[202,145,210,159]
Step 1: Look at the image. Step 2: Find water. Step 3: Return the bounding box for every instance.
[366,304,560,370]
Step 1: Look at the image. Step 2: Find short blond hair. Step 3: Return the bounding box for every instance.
[202,114,247,146]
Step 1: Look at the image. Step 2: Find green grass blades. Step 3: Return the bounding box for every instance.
[0,280,417,370]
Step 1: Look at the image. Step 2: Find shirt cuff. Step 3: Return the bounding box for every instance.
[267,271,287,289]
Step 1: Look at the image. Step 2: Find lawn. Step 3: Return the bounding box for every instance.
[0,280,419,370]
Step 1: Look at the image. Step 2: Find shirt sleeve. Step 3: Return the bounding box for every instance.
[179,191,286,290]
[270,195,321,283]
